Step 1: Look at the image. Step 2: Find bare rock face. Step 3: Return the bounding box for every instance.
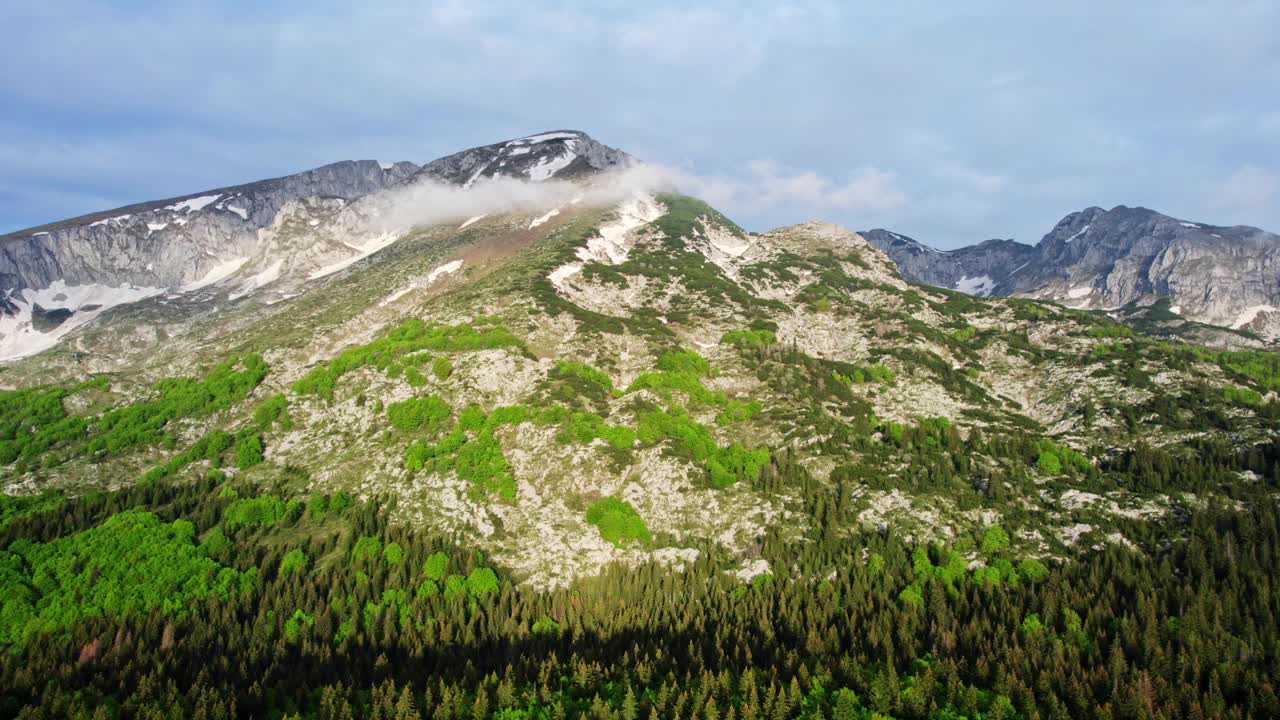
[861,229,1035,297]
[866,207,1280,339]
[410,130,633,186]
[0,160,421,296]
[1005,206,1280,336]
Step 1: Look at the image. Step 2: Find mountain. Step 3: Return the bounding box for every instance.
[2,131,1279,718]
[410,129,634,186]
[865,206,1280,341]
[0,130,629,363]
[860,229,1036,297]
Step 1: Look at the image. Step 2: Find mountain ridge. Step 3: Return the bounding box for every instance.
[864,205,1280,340]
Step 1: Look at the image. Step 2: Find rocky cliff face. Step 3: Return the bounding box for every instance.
[1004,207,1280,335]
[868,207,1280,339]
[0,160,420,294]
[411,130,633,186]
[861,229,1035,296]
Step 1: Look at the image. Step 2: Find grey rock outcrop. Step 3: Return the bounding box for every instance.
[0,160,420,298]
[867,207,1280,338]
[861,229,1035,296]
[411,130,633,186]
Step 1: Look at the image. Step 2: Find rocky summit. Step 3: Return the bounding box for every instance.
[2,131,1279,719]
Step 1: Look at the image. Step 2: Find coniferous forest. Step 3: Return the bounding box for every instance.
[1,444,1277,720]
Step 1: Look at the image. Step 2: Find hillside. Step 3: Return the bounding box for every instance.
[2,133,1279,718]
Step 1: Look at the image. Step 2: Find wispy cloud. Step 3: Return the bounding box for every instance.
[1211,165,1279,220]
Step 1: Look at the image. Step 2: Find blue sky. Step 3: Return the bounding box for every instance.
[2,1,1277,248]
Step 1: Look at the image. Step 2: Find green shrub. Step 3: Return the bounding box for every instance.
[416,579,439,600]
[531,616,561,636]
[443,574,467,599]
[0,354,267,467]
[383,542,404,565]
[386,396,451,433]
[293,319,521,399]
[1224,385,1263,406]
[404,367,427,387]
[465,567,499,598]
[351,535,381,562]
[422,551,449,581]
[280,548,308,576]
[721,329,777,347]
[1021,613,1044,635]
[707,445,770,488]
[455,432,516,500]
[224,496,287,530]
[1036,451,1062,475]
[1017,558,1049,583]
[656,349,710,376]
[284,609,314,641]
[253,394,292,431]
[235,430,265,468]
[980,526,1011,555]
[554,360,614,391]
[432,356,453,381]
[637,408,717,461]
[585,496,651,547]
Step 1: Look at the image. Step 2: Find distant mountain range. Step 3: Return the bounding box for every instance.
[864,206,1280,340]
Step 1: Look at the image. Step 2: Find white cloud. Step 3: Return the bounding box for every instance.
[670,161,908,217]
[937,165,1007,195]
[1211,165,1279,217]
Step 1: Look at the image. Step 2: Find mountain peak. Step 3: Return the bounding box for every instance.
[411,130,634,187]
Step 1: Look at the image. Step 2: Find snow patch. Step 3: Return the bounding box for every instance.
[89,214,132,228]
[308,231,401,280]
[166,194,221,213]
[462,162,492,189]
[230,260,283,300]
[526,141,578,181]
[529,207,560,229]
[427,259,464,284]
[0,280,165,361]
[145,222,168,236]
[1180,222,1200,229]
[1066,286,1093,299]
[458,214,486,230]
[225,204,248,220]
[1169,305,1181,315]
[32,231,50,237]
[379,260,466,307]
[546,194,663,290]
[580,194,662,264]
[703,221,751,257]
[181,256,249,292]
[1231,304,1277,329]
[548,262,583,289]
[1065,224,1090,243]
[379,161,395,170]
[514,131,579,144]
[505,146,531,156]
[954,275,994,296]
